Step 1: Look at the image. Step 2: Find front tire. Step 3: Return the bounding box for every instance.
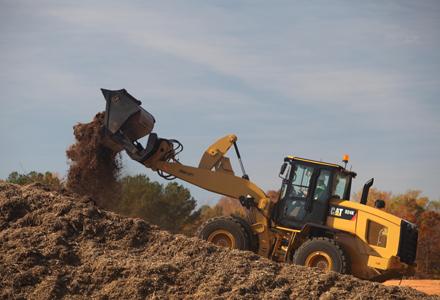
[293,237,349,274]
[197,216,251,250]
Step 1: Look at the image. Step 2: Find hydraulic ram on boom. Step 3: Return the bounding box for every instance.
[99,88,418,282]
[101,88,273,257]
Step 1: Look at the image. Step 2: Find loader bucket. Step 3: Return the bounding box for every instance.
[101,89,155,152]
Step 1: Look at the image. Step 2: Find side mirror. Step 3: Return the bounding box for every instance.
[279,162,290,179]
[374,199,385,209]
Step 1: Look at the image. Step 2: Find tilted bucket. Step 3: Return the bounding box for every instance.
[101,89,156,152]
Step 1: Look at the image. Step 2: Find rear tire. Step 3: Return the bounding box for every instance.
[197,216,251,250]
[293,237,349,274]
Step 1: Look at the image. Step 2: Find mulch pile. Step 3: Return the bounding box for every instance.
[1,182,437,299]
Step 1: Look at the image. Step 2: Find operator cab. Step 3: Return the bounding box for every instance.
[273,156,356,229]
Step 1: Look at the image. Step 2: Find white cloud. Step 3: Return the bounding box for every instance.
[42,3,431,109]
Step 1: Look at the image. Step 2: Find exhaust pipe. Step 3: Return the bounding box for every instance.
[360,178,374,205]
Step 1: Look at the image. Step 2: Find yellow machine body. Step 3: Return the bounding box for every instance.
[141,133,415,280]
[326,200,413,279]
[100,89,417,282]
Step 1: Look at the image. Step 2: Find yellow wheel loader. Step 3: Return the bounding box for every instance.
[100,88,417,281]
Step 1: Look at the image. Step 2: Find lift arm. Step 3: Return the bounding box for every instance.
[100,89,273,257]
[146,135,269,212]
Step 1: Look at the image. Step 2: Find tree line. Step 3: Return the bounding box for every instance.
[5,171,439,277]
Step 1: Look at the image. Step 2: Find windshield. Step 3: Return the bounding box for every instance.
[332,172,351,199]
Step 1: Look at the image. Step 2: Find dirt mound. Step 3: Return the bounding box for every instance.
[0,183,437,300]
[65,113,121,208]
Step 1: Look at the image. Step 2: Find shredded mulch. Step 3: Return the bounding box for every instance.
[65,112,121,208]
[0,182,437,299]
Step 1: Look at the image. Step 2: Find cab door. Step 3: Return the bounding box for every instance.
[302,168,332,224]
[274,162,332,228]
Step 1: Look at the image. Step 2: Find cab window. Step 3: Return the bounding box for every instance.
[313,169,331,201]
[333,173,348,199]
[290,164,314,198]
[278,163,314,223]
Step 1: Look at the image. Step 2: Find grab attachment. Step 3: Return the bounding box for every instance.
[101,88,160,162]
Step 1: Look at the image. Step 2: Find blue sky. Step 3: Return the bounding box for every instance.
[1,1,439,206]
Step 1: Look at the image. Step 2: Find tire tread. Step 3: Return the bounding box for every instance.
[293,237,350,274]
[196,216,251,251]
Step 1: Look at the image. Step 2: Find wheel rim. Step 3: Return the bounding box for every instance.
[207,229,236,248]
[304,251,333,271]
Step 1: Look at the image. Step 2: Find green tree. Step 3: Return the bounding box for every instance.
[117,175,198,233]
[6,171,63,190]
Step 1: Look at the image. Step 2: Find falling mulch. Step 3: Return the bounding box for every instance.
[65,112,121,208]
[0,182,437,300]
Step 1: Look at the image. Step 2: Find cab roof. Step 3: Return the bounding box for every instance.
[286,155,357,177]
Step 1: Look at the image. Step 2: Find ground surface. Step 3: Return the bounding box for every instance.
[1,182,438,300]
[384,280,440,296]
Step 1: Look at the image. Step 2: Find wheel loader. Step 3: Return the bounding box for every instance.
[99,88,418,281]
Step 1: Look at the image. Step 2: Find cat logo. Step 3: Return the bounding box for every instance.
[329,205,357,220]
[330,207,344,217]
